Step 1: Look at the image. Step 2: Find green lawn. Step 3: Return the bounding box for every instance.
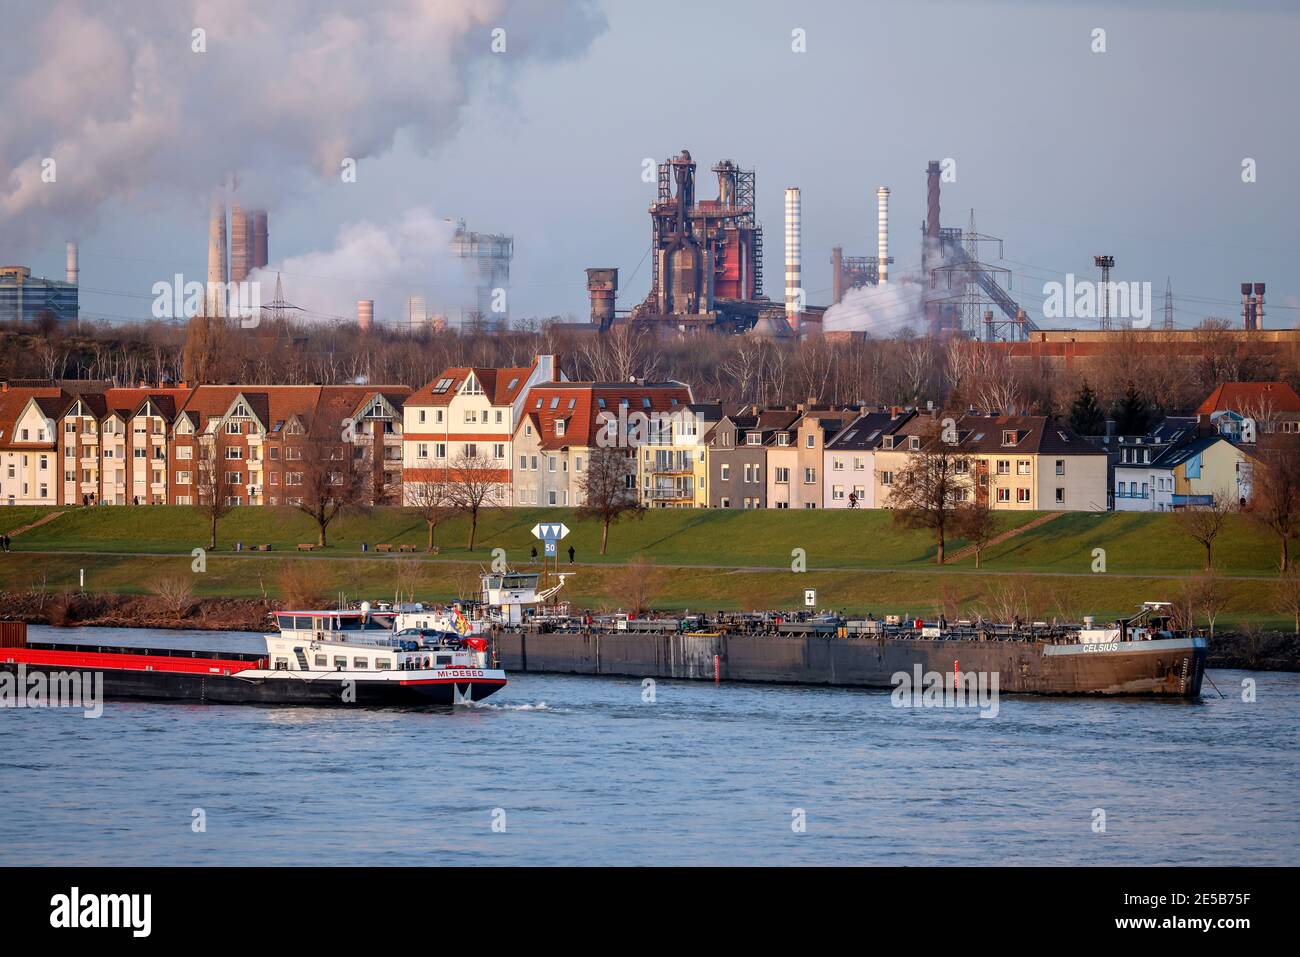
[4,504,1289,577]
[0,506,62,536]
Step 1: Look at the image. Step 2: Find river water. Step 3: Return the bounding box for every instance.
[1,625,1296,866]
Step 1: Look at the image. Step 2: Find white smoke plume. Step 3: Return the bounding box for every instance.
[822,278,925,335]
[247,208,472,325]
[0,0,606,236]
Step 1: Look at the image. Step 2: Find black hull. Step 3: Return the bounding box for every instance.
[1,663,504,707]
[496,632,1208,698]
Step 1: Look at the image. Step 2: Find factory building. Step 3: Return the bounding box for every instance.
[452,220,513,328]
[0,265,79,325]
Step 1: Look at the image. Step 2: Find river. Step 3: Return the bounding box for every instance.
[1,625,1296,866]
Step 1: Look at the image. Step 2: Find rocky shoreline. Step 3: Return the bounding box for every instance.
[1,591,1296,671]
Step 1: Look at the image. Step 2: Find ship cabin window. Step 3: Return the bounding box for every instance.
[294,616,313,630]
[274,658,289,671]
[375,658,392,670]
[314,655,328,668]
[333,657,347,670]
[352,658,368,669]
[335,616,362,630]
[437,655,453,666]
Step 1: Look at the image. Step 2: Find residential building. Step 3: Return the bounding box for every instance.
[1196,381,1300,443]
[1116,433,1251,510]
[171,384,410,507]
[823,408,915,508]
[513,380,694,508]
[635,403,721,508]
[0,383,63,505]
[706,407,800,509]
[402,355,557,505]
[876,413,1107,511]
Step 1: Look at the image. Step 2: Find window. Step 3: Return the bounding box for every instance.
[175,471,191,485]
[1001,430,1017,446]
[997,487,1010,503]
[464,409,478,424]
[1055,459,1065,476]
[555,420,566,437]
[176,446,192,460]
[519,454,527,470]
[804,468,816,484]
[418,409,427,424]
[832,485,845,500]
[435,410,444,424]
[775,467,790,484]
[854,457,865,471]
[881,436,894,450]
[908,436,920,450]
[548,457,556,473]
[334,657,348,670]
[494,443,505,459]
[435,443,447,459]
[1016,487,1030,503]
[575,457,583,471]
[1017,460,1030,475]
[720,464,730,481]
[832,458,844,471]
[314,655,328,668]
[226,446,243,459]
[38,455,48,470]
[418,443,429,459]
[225,471,243,485]
[996,460,1009,475]
[133,448,146,459]
[1055,487,1065,504]
[747,433,761,445]
[353,658,369,670]
[720,497,730,508]
[806,434,816,449]
[286,472,302,486]
[226,421,242,435]
[777,433,789,446]
[464,443,477,458]
[375,658,392,670]
[879,471,893,486]
[548,490,557,505]
[954,459,969,474]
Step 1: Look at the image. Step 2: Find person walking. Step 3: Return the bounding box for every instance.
[567,544,575,564]
[530,545,538,562]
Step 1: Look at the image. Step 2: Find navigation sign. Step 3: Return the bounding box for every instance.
[531,522,570,542]
[804,588,816,607]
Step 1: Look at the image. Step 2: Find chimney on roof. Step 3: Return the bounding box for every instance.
[796,403,806,413]
[890,406,900,420]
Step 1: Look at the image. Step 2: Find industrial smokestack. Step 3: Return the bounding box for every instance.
[926,161,941,241]
[206,197,228,317]
[831,246,844,305]
[784,186,801,326]
[65,241,78,285]
[251,210,269,269]
[585,267,618,329]
[230,203,249,283]
[1242,283,1253,331]
[1255,282,1266,330]
[357,299,374,332]
[876,186,890,284]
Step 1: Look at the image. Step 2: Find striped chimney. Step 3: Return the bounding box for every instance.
[784,186,802,326]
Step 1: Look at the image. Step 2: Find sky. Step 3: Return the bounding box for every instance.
[2,0,1297,333]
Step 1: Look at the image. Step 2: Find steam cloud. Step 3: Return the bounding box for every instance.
[0,0,606,236]
[822,279,925,335]
[248,208,470,325]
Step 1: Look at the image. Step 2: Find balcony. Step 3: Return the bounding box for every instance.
[647,486,693,500]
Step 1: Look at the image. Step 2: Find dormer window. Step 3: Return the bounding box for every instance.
[881,436,894,450]
[747,432,761,446]
[1001,430,1017,446]
[555,420,566,437]
[463,374,483,395]
[908,435,920,450]
[776,433,789,446]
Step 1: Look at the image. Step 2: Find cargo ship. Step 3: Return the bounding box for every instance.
[435,575,1206,699]
[0,606,506,707]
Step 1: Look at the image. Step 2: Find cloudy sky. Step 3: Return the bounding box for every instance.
[2,0,1296,331]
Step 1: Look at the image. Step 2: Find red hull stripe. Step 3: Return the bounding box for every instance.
[2,647,261,676]
[398,678,507,686]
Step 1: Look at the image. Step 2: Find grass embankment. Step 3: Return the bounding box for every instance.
[0,506,1295,627]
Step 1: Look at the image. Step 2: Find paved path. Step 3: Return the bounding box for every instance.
[3,547,1281,583]
[946,512,1063,564]
[6,510,72,538]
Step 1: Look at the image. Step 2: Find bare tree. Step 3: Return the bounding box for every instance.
[444,450,500,551]
[1274,567,1300,636]
[288,430,369,548]
[886,423,972,565]
[1247,442,1300,571]
[577,445,641,555]
[610,555,662,613]
[1173,490,1233,571]
[956,478,998,568]
[194,429,235,549]
[1181,573,1228,638]
[406,479,454,552]
[149,572,195,621]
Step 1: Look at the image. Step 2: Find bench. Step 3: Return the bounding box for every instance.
[296,543,315,552]
[375,543,393,553]
[397,544,418,553]
[256,543,273,552]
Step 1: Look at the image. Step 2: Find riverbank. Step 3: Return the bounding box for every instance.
[3,592,1296,671]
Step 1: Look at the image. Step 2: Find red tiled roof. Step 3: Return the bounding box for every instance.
[518,382,693,449]
[407,362,537,407]
[0,386,63,449]
[175,384,411,438]
[1196,382,1300,416]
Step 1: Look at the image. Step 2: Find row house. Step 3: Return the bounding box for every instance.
[0,384,64,505]
[706,407,800,509]
[1196,381,1300,443]
[1114,433,1251,511]
[875,413,1108,511]
[402,355,558,506]
[635,403,721,508]
[822,408,916,508]
[513,380,694,508]
[766,409,855,509]
[170,385,410,507]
